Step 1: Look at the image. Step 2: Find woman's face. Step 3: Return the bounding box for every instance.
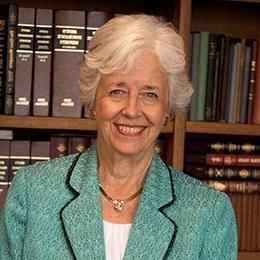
[94,51,169,157]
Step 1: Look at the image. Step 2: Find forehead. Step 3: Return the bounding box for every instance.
[99,51,169,90]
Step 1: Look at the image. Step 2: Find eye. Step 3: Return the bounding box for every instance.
[109,89,125,97]
[142,92,158,99]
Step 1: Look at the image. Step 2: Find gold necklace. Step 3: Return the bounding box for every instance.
[99,184,143,212]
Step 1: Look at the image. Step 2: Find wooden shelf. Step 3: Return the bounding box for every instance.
[238,251,260,260]
[0,115,174,133]
[186,121,260,136]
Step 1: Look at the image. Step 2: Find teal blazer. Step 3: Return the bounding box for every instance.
[0,145,237,259]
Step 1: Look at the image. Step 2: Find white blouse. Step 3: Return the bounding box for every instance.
[103,220,132,260]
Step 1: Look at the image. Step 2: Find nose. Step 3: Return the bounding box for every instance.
[121,94,142,118]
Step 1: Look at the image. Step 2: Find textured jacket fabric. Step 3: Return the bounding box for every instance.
[0,145,238,260]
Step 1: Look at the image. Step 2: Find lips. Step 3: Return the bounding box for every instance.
[116,124,145,135]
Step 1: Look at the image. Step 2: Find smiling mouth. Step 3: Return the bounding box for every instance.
[116,124,146,135]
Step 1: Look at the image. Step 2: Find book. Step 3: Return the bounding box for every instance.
[0,4,18,115]
[69,136,91,154]
[0,129,13,140]
[31,141,51,164]
[186,153,260,167]
[186,139,260,153]
[206,180,260,193]
[50,136,70,158]
[14,7,35,116]
[246,40,257,124]
[218,35,231,122]
[52,10,85,118]
[189,32,200,121]
[186,165,260,180]
[205,34,217,121]
[197,31,209,121]
[252,39,260,124]
[9,140,30,182]
[0,140,10,183]
[240,43,252,123]
[32,9,53,116]
[86,11,113,51]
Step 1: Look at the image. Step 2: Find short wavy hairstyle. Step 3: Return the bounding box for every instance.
[79,14,193,118]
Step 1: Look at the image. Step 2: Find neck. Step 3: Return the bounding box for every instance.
[97,142,154,191]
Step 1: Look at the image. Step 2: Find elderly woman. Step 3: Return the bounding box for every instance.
[0,14,237,259]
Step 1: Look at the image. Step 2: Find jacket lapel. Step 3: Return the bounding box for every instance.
[61,147,106,259]
[124,155,177,260]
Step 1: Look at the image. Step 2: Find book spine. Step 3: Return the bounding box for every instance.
[50,136,69,158]
[69,136,91,154]
[206,153,260,167]
[197,31,209,121]
[9,140,30,182]
[0,140,10,210]
[205,34,217,121]
[252,39,260,124]
[218,35,230,122]
[206,180,260,193]
[52,10,85,118]
[246,40,257,123]
[14,7,35,116]
[186,165,260,180]
[31,141,50,164]
[189,32,200,121]
[0,9,6,114]
[240,44,252,123]
[4,4,18,115]
[32,9,53,116]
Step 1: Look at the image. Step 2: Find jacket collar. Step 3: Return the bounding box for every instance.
[61,145,176,259]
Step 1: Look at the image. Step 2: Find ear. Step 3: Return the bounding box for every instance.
[163,114,169,126]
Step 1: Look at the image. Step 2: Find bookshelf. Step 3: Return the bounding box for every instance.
[0,0,260,258]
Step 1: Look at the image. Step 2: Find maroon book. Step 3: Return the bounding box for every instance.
[52,10,85,118]
[50,136,70,158]
[69,136,91,154]
[14,7,35,116]
[31,141,51,164]
[32,9,53,116]
[9,140,30,182]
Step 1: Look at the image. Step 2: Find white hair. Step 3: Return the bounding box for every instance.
[79,14,193,118]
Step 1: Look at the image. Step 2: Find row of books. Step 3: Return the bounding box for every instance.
[0,4,114,117]
[0,136,93,210]
[188,32,260,124]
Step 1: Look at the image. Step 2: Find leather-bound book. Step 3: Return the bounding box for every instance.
[9,140,30,182]
[31,141,51,164]
[50,136,69,158]
[52,10,85,118]
[0,4,18,115]
[32,9,53,116]
[69,136,91,154]
[14,7,35,116]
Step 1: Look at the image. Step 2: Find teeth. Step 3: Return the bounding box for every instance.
[118,125,144,134]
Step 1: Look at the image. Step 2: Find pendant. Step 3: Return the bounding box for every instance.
[112,200,124,212]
